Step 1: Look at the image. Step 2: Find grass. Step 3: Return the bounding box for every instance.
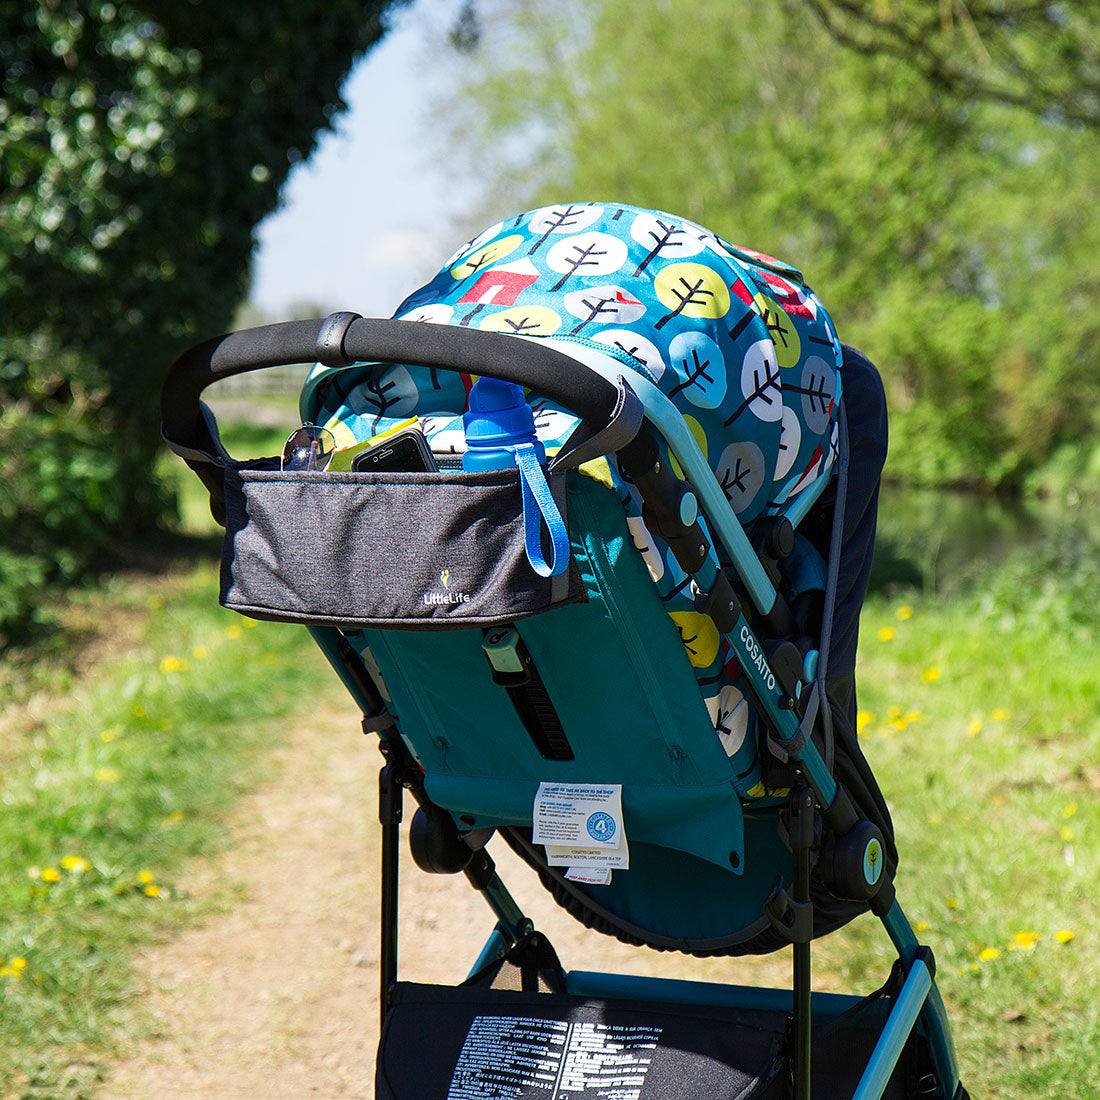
[2,437,1097,1096]
[0,425,335,1097]
[839,548,1100,1097]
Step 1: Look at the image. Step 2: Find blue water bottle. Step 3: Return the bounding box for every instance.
[462,378,569,577]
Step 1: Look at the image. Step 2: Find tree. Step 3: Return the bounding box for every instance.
[448,0,1100,493]
[798,0,1100,130]
[0,0,402,641]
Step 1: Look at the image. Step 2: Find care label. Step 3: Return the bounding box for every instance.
[534,783,628,878]
[533,783,624,849]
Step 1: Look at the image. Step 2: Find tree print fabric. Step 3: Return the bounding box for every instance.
[305,203,843,795]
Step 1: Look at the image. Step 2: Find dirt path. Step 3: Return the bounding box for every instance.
[107,694,795,1098]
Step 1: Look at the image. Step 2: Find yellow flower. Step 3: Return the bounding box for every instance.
[60,856,90,874]
[159,655,189,674]
[979,947,1000,961]
[1063,801,1078,819]
[95,767,119,782]
[990,708,1009,721]
[905,710,923,723]
[856,710,874,734]
[192,644,210,660]
[896,605,914,620]
[99,726,121,743]
[921,667,942,683]
[1055,930,1076,944]
[143,883,161,898]
[947,897,959,910]
[137,870,154,884]
[914,920,930,932]
[1011,931,1039,951]
[877,626,896,642]
[10,957,26,971]
[163,810,185,824]
[225,624,243,640]
[244,619,258,629]
[41,867,60,883]
[1059,825,1075,842]
[887,705,903,720]
[968,719,982,737]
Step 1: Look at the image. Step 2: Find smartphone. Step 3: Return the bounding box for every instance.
[352,426,438,473]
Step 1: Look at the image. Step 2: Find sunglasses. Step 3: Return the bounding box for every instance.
[281,424,336,472]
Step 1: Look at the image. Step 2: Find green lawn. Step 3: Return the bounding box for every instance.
[1,456,1096,1096]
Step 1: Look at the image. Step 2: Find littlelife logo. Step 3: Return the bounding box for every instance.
[424,569,471,607]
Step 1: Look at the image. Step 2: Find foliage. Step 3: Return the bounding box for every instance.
[447,0,1100,492]
[799,0,1100,130]
[0,0,401,644]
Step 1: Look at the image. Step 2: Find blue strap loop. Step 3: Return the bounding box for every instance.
[514,443,570,577]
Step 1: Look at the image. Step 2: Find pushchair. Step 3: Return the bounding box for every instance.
[162,202,967,1099]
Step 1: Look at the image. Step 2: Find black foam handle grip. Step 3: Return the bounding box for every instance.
[160,316,621,457]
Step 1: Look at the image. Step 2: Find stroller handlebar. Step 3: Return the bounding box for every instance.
[160,314,622,459]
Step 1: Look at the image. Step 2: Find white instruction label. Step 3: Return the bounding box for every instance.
[533,784,624,849]
[545,831,630,871]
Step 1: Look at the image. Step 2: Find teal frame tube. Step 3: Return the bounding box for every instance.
[851,957,933,1100]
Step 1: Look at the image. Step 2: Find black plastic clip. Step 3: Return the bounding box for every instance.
[378,764,403,827]
[764,877,814,943]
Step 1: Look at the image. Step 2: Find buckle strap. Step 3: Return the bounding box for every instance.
[549,377,643,472]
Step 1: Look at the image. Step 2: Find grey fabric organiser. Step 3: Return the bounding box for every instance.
[219,464,580,629]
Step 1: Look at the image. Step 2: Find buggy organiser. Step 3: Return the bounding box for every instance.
[162,203,968,1099]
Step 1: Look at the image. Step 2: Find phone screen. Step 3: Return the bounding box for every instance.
[352,432,437,473]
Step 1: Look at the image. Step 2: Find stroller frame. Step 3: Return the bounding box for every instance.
[163,315,963,1100]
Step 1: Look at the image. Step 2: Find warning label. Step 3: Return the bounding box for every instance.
[446,1015,661,1100]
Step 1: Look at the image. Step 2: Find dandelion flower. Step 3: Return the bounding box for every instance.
[192,644,209,660]
[896,605,914,620]
[856,710,874,734]
[968,719,982,737]
[95,767,119,782]
[905,710,923,723]
[143,883,161,898]
[1063,802,1078,819]
[99,726,121,743]
[10,957,26,971]
[914,921,930,932]
[947,898,959,910]
[991,708,1009,721]
[159,655,188,674]
[163,810,185,824]
[41,867,60,883]
[887,705,903,720]
[225,624,243,640]
[1059,825,1075,842]
[137,870,154,884]
[877,626,896,642]
[921,667,942,683]
[1055,930,1075,945]
[979,947,1000,961]
[1012,931,1039,951]
[60,856,90,874]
